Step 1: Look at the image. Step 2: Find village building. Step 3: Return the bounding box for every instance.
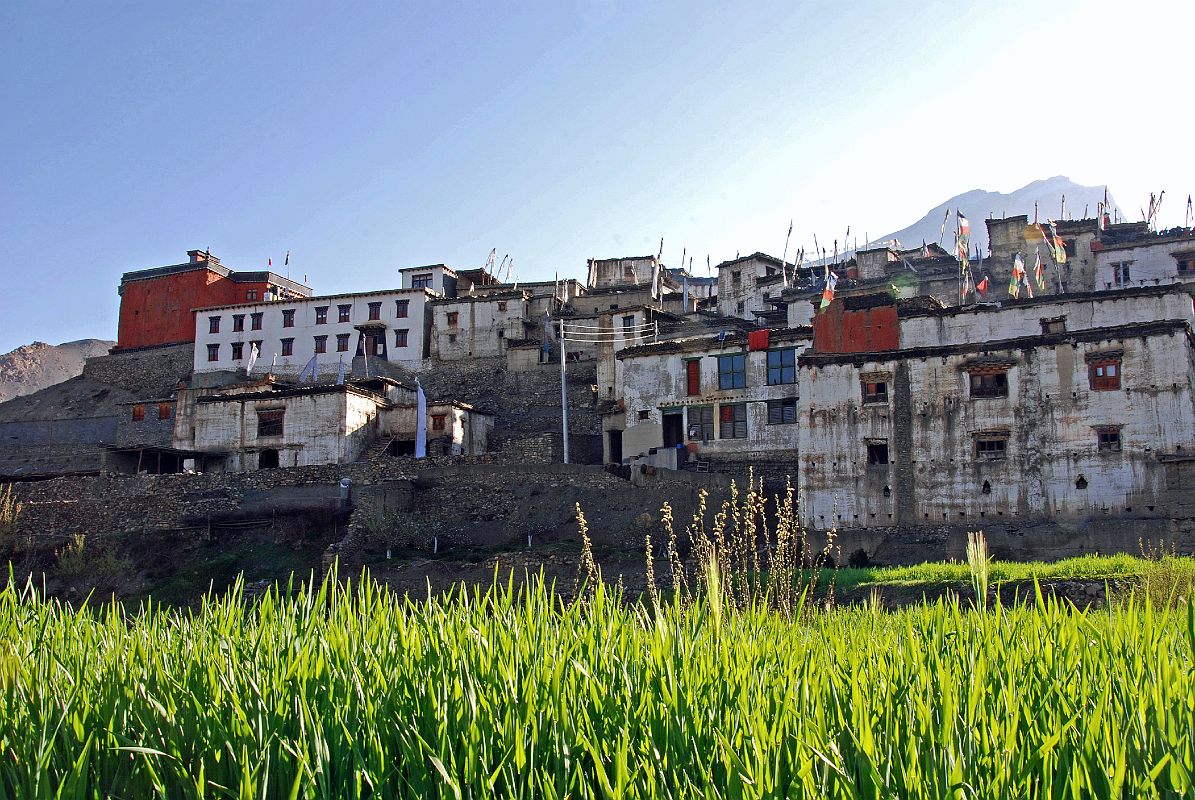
[603,326,812,468]
[191,287,436,377]
[586,255,661,290]
[796,285,1195,532]
[985,216,1099,294]
[667,268,718,306]
[716,253,787,320]
[471,278,584,319]
[116,250,311,351]
[428,278,585,363]
[1091,226,1195,291]
[384,398,493,457]
[397,263,495,297]
[429,290,535,361]
[172,375,492,471]
[582,306,681,398]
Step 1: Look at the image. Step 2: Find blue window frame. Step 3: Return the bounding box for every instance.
[717,353,746,390]
[767,348,796,385]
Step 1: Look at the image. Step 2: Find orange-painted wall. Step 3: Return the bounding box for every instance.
[116,269,273,350]
[811,302,900,354]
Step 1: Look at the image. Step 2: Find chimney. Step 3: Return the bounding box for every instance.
[187,249,221,266]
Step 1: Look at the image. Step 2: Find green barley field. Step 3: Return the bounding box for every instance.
[0,569,1192,799]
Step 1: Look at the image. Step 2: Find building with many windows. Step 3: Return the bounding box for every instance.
[191,287,435,376]
[603,327,812,467]
[796,285,1195,532]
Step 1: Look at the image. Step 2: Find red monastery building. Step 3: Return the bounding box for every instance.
[116,250,312,350]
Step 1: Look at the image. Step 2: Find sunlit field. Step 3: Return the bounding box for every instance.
[1,568,1192,799]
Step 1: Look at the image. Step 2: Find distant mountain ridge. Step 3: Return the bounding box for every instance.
[0,339,114,404]
[872,176,1119,254]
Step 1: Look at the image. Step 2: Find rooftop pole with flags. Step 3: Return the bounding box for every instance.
[780,220,793,288]
[956,210,973,305]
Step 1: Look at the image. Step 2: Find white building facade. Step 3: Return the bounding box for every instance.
[795,285,1195,531]
[604,328,812,466]
[192,288,434,375]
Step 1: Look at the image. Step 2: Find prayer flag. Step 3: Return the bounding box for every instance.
[1009,254,1025,299]
[820,268,838,309]
[1048,221,1067,264]
[976,275,990,296]
[246,342,259,376]
[1034,249,1046,292]
[284,251,290,267]
[298,355,318,383]
[415,380,427,459]
[957,211,971,238]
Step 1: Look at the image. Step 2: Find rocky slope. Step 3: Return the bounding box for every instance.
[0,339,114,403]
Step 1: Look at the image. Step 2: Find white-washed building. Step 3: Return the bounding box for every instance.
[173,376,493,471]
[716,253,786,320]
[1092,228,1195,291]
[192,288,435,376]
[796,285,1195,531]
[429,291,534,361]
[173,377,407,471]
[603,327,812,467]
[384,399,493,457]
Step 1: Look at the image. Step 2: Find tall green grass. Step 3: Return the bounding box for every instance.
[824,553,1195,595]
[1,570,1192,798]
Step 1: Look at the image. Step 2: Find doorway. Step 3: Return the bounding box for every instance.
[662,411,684,448]
[607,430,623,464]
[258,448,280,469]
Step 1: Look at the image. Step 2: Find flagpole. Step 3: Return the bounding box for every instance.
[780,220,792,288]
[559,319,569,465]
[957,211,962,307]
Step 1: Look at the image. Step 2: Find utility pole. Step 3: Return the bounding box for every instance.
[559,319,569,464]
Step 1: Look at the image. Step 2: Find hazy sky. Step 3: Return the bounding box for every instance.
[2,0,1192,353]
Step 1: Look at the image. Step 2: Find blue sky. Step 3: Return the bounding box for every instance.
[2,0,1192,353]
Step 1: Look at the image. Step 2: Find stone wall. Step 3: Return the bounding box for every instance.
[9,460,408,552]
[333,463,737,564]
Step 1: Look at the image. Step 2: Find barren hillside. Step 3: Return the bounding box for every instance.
[0,339,114,403]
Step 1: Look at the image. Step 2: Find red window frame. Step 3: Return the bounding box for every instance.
[685,359,700,396]
[1089,359,1121,391]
